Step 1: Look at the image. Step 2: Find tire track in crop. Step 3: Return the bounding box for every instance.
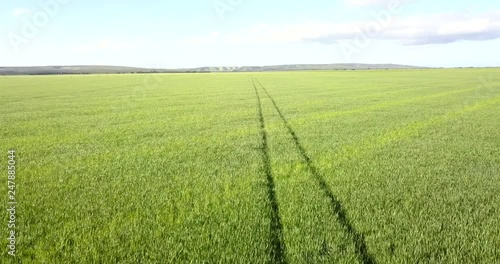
[329,94,500,165]
[253,79,288,264]
[295,87,478,124]
[255,79,375,264]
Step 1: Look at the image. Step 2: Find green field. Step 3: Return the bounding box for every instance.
[1,69,499,263]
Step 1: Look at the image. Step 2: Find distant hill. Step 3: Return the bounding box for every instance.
[0,64,426,75]
[0,66,180,75]
[188,64,425,72]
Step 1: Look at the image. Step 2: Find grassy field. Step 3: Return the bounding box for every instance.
[1,69,499,263]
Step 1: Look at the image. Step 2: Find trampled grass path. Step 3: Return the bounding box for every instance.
[254,79,376,264]
[253,79,288,264]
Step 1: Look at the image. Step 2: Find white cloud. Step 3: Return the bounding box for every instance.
[344,0,390,7]
[73,40,135,53]
[343,0,414,7]
[12,8,32,17]
[224,23,352,44]
[179,32,221,46]
[219,11,500,46]
[386,12,500,45]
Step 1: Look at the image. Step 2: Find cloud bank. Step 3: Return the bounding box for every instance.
[310,12,500,45]
[218,12,500,46]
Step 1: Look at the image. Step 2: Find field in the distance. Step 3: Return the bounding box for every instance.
[1,69,499,263]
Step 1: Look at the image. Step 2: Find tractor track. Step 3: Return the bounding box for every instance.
[254,79,375,264]
[253,79,288,264]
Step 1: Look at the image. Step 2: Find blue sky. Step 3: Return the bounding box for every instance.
[1,0,500,68]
